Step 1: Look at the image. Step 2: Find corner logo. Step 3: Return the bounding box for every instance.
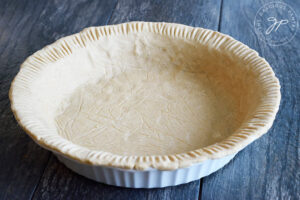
[254,2,298,46]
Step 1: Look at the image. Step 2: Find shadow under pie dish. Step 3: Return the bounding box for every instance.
[9,22,280,188]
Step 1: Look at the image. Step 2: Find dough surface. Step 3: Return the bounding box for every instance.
[55,64,238,156]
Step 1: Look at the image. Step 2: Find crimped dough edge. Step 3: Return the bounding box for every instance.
[9,22,281,170]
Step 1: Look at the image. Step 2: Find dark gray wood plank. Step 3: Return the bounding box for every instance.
[201,0,300,199]
[32,0,222,199]
[0,0,117,199]
[109,0,221,30]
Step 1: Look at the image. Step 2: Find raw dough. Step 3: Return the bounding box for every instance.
[55,63,238,156]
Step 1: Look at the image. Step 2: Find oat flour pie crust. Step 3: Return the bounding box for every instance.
[10,22,280,172]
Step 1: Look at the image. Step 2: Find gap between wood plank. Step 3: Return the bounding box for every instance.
[30,154,51,200]
[107,0,119,25]
[198,179,204,200]
[218,0,223,32]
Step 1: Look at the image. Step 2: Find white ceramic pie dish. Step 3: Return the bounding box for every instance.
[10,22,280,188]
[55,152,236,188]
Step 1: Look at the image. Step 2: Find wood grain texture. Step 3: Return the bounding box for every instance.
[0,0,117,199]
[2,0,298,199]
[109,0,221,30]
[31,0,221,199]
[201,0,300,199]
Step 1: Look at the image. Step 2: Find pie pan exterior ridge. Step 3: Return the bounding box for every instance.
[10,22,281,171]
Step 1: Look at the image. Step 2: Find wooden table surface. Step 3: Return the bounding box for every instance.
[0,0,299,199]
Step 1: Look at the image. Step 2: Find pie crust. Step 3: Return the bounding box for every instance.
[9,22,280,170]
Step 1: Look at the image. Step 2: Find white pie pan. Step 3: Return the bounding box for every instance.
[10,22,280,188]
[55,152,236,188]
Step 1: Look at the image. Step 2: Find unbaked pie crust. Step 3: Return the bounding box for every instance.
[10,22,280,170]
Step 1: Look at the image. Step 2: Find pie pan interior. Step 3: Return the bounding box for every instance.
[10,22,280,170]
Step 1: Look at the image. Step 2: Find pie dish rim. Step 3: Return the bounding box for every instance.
[9,21,281,170]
